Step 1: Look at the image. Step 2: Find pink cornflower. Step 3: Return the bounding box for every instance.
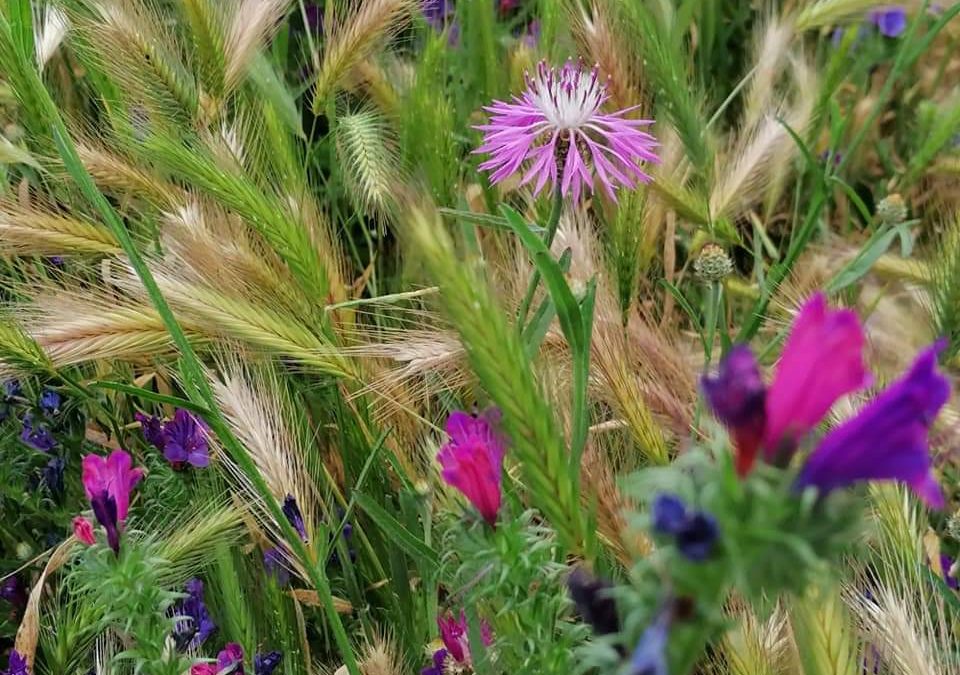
[72,516,96,545]
[81,450,144,553]
[436,409,505,525]
[475,59,659,202]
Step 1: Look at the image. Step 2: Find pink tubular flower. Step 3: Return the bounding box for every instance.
[475,59,659,202]
[703,293,870,475]
[72,516,96,545]
[438,611,493,664]
[437,409,506,525]
[190,665,216,675]
[81,450,144,553]
[762,293,870,459]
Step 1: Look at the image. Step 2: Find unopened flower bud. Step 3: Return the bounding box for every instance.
[694,244,733,283]
[15,542,32,560]
[876,193,907,225]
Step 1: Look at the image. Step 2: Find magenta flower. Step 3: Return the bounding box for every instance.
[218,643,244,673]
[72,516,96,545]
[475,59,658,202]
[437,409,506,525]
[437,611,493,665]
[703,293,869,474]
[796,342,949,508]
[762,294,870,457]
[81,450,144,553]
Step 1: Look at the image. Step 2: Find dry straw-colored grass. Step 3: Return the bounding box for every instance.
[14,539,77,669]
[312,0,418,109]
[17,287,199,367]
[0,202,120,256]
[569,2,645,112]
[210,359,325,576]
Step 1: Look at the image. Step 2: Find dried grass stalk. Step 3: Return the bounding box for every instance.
[14,539,76,668]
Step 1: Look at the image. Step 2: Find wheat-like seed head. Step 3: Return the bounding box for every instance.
[33,4,69,71]
[743,16,796,133]
[75,142,182,208]
[570,3,645,112]
[845,584,947,675]
[222,0,291,94]
[358,632,404,675]
[789,585,861,675]
[793,0,900,31]
[716,599,795,675]
[0,202,120,256]
[211,359,325,578]
[312,0,418,110]
[18,285,196,367]
[337,108,404,217]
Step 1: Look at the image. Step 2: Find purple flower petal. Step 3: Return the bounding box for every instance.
[796,341,950,508]
[474,59,658,201]
[869,7,908,37]
[702,345,767,475]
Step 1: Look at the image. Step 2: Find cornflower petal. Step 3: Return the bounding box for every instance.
[474,59,658,201]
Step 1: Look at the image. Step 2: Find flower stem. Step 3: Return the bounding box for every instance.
[516,186,565,327]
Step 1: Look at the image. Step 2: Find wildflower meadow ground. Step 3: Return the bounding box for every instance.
[1,1,960,674]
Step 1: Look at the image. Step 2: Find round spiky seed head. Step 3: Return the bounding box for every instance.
[694,243,734,283]
[876,193,907,225]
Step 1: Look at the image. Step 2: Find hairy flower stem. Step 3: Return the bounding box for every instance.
[516,186,565,327]
[0,17,363,675]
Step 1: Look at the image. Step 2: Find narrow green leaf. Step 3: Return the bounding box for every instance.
[354,493,439,570]
[90,381,213,416]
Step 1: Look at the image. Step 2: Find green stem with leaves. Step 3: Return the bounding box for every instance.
[516,186,565,327]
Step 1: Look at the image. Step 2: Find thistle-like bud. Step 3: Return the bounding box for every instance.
[15,542,32,560]
[876,193,907,225]
[694,243,733,283]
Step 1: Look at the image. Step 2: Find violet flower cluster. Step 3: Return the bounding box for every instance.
[173,578,217,650]
[651,494,720,562]
[190,642,281,675]
[702,292,949,508]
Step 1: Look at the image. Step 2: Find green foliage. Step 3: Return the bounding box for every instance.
[443,512,588,674]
